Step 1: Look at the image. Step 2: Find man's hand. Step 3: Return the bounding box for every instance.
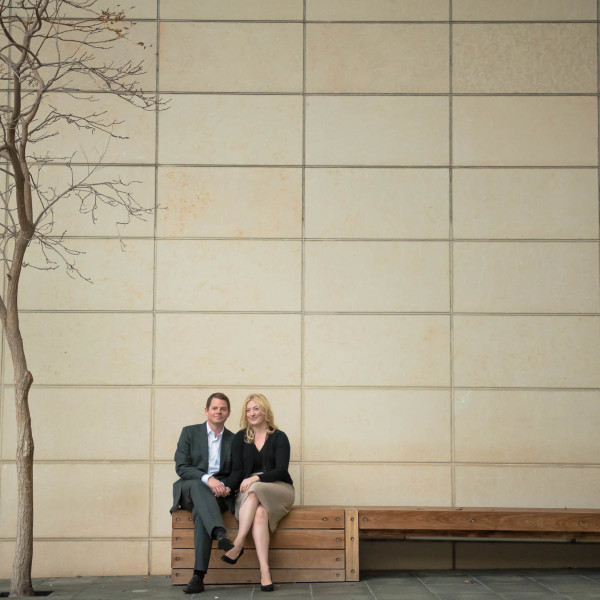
[207,476,227,497]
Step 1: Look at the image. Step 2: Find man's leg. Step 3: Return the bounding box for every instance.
[181,479,227,572]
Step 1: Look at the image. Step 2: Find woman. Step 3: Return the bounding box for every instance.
[221,393,294,591]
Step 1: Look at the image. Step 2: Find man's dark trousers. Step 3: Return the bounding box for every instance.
[180,479,229,572]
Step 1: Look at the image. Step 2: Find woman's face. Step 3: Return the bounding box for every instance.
[245,399,266,427]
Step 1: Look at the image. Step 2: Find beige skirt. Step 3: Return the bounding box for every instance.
[235,474,295,532]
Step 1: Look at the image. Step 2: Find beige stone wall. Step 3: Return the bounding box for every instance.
[1,0,600,577]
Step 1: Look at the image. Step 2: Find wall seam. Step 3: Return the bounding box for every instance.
[143,19,599,25]
[449,0,455,509]
[597,0,600,314]
[3,384,599,391]
[31,237,600,243]
[300,0,307,507]
[147,0,161,576]
[24,163,600,169]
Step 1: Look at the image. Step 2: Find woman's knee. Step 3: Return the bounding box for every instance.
[254,504,268,524]
[240,491,258,511]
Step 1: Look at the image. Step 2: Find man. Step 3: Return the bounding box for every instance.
[171,392,236,594]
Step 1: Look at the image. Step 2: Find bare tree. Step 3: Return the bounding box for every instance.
[0,1,158,595]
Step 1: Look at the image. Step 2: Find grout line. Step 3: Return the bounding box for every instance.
[449,0,455,508]
[96,18,600,24]
[21,89,599,97]
[597,0,600,317]
[6,384,600,393]
[12,309,600,316]
[363,579,378,599]
[32,236,600,243]
[413,572,444,600]
[147,0,161,576]
[32,90,598,97]
[19,163,600,169]
[19,237,600,243]
[522,573,572,599]
[5,385,600,392]
[12,81,598,97]
[466,573,503,596]
[299,0,307,506]
[5,459,600,468]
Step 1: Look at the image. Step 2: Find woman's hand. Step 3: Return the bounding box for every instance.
[240,475,260,493]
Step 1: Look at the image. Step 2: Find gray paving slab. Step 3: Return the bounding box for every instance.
[499,594,566,600]
[309,582,371,597]
[423,584,496,595]
[2,570,600,599]
[475,575,543,583]
[367,581,431,597]
[532,582,600,593]
[472,580,549,593]
[367,592,438,600]
[434,595,500,600]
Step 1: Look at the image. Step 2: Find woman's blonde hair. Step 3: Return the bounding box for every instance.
[240,393,277,443]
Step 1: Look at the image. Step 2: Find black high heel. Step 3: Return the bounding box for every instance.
[261,572,274,592]
[221,548,244,565]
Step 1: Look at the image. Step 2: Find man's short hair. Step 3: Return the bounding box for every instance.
[206,392,231,411]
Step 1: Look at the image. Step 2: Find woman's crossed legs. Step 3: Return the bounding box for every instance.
[224,491,272,587]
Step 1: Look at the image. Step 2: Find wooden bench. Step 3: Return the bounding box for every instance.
[358,507,600,542]
[171,506,359,585]
[172,506,600,584]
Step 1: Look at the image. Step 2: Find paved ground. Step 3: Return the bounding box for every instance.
[2,570,600,599]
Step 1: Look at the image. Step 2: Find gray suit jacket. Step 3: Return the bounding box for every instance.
[171,422,236,514]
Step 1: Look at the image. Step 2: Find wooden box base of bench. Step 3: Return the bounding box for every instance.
[173,505,600,583]
[172,506,359,585]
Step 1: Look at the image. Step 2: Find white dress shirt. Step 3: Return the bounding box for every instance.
[201,422,224,486]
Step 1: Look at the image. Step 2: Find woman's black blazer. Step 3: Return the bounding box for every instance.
[228,428,294,491]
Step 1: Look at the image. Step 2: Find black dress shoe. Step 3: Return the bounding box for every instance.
[260,583,274,592]
[183,573,204,594]
[215,531,234,552]
[221,548,244,565]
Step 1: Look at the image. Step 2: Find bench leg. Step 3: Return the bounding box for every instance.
[345,508,359,581]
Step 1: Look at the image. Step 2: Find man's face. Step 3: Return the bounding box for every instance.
[205,398,230,429]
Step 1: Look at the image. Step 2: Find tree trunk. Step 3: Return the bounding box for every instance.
[8,340,34,597]
[5,234,35,597]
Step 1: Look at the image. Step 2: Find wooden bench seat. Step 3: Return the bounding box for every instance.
[358,507,600,542]
[172,506,359,585]
[172,505,600,584]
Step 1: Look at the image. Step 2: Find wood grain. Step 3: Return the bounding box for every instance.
[361,529,600,541]
[172,527,345,549]
[345,508,359,582]
[172,548,345,569]
[358,508,600,533]
[173,506,345,529]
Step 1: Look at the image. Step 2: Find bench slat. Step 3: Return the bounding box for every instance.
[361,529,600,541]
[173,568,346,584]
[358,508,600,533]
[173,528,345,549]
[172,548,344,570]
[173,507,345,529]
